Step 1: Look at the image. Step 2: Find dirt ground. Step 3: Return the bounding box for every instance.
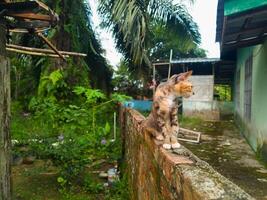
[180,116,267,200]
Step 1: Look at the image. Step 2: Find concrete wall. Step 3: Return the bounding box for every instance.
[120,107,253,200]
[183,75,220,121]
[235,39,267,161]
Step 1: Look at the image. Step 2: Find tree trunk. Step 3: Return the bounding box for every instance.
[0,21,11,200]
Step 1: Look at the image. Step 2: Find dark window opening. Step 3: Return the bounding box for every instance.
[236,69,240,112]
[244,54,253,121]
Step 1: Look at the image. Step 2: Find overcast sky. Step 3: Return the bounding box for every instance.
[88,0,220,67]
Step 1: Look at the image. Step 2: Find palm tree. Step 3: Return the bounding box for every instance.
[99,0,201,70]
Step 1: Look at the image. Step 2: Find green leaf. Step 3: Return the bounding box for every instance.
[57,177,65,183]
[105,122,111,133]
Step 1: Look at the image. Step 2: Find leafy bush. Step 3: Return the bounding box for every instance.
[11,70,131,198]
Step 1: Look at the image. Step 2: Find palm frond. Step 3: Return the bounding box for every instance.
[99,0,201,73]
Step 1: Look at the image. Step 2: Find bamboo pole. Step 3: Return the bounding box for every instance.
[6,44,87,57]
[6,47,69,58]
[37,32,66,61]
[9,27,50,33]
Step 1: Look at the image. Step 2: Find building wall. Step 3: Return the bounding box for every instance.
[235,40,267,161]
[224,0,267,16]
[183,75,220,121]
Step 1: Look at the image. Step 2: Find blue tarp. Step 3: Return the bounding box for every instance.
[124,100,152,111]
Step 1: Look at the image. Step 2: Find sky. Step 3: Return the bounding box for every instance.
[88,0,220,67]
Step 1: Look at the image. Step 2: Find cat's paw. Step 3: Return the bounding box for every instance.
[171,143,181,149]
[163,143,171,150]
[156,135,164,141]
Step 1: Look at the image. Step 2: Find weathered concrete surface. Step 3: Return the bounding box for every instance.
[183,76,220,121]
[180,119,267,199]
[120,107,254,200]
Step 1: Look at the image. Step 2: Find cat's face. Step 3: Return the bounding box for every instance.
[170,71,193,98]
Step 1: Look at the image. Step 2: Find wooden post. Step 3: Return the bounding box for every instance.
[152,64,156,96]
[0,21,11,200]
[168,49,173,80]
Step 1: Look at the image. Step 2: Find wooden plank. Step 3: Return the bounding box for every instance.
[0,21,11,200]
[7,13,52,22]
[10,20,50,29]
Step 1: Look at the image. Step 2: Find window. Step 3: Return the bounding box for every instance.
[235,69,240,112]
[244,54,253,121]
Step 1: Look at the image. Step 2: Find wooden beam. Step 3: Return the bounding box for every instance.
[7,12,52,22]
[225,26,267,39]
[152,62,169,66]
[227,5,267,23]
[9,27,50,33]
[37,32,66,61]
[224,36,266,49]
[10,20,50,29]
[6,44,87,57]
[220,16,228,52]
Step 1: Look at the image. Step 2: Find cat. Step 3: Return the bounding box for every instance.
[144,71,193,150]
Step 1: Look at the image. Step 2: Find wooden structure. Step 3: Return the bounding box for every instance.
[0,0,86,59]
[152,56,235,121]
[152,57,235,85]
[216,0,267,58]
[178,128,201,144]
[0,1,86,199]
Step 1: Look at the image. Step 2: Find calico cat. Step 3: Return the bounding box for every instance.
[144,71,193,150]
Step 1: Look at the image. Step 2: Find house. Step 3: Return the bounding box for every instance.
[216,0,267,161]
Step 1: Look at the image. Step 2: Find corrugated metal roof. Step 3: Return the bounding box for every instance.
[170,58,220,64]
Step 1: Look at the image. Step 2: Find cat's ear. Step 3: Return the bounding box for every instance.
[178,70,193,81]
[169,74,179,83]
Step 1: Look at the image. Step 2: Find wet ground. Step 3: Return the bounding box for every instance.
[179,116,267,200]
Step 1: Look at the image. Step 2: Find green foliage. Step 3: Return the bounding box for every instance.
[13,81,130,188]
[99,0,201,75]
[149,22,207,60]
[38,70,66,98]
[73,86,106,104]
[111,93,132,103]
[83,174,104,193]
[104,173,130,200]
[112,61,151,97]
[214,85,232,101]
